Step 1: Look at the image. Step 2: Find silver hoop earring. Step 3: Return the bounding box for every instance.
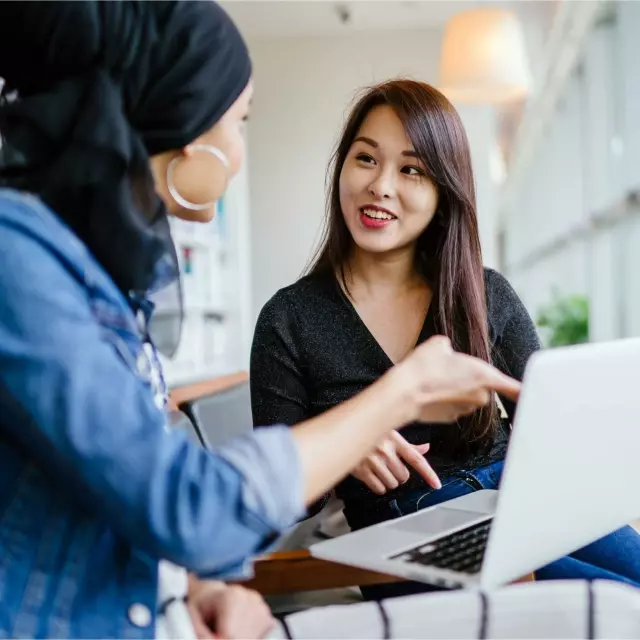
[166,144,229,211]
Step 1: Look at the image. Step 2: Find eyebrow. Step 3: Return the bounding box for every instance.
[353,136,419,158]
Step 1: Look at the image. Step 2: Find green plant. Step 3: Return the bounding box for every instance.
[536,293,589,347]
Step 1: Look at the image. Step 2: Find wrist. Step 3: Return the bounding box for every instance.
[375,364,420,428]
[188,575,226,600]
[187,573,201,596]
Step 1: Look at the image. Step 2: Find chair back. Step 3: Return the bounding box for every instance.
[168,409,204,446]
[171,372,252,448]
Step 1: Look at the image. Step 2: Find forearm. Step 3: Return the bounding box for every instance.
[290,336,521,507]
[291,368,413,505]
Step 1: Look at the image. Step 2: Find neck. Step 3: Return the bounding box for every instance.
[345,244,422,295]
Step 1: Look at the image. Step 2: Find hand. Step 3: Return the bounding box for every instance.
[353,431,441,495]
[187,579,275,639]
[394,335,520,424]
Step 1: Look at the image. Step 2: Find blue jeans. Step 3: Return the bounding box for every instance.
[343,460,640,600]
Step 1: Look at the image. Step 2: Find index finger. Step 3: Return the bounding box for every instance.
[396,440,442,490]
[410,453,442,490]
[487,371,520,401]
[471,360,521,401]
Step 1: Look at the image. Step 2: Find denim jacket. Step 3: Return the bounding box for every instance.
[0,189,304,639]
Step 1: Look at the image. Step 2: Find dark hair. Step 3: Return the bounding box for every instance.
[308,79,496,450]
[0,1,251,295]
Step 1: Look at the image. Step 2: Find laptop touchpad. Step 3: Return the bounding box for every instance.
[390,507,482,536]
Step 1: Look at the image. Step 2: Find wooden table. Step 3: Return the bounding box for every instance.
[241,549,534,596]
[169,371,248,406]
[241,549,404,595]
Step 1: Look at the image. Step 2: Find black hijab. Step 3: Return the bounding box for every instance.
[0,1,251,296]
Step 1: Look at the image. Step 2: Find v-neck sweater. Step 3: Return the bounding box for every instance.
[250,267,541,506]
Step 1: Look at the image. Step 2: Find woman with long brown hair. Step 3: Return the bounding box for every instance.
[251,79,640,599]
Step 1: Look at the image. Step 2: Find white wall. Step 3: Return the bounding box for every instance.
[246,28,499,324]
[459,104,499,271]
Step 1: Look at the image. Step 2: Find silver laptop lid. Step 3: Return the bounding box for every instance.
[481,338,640,588]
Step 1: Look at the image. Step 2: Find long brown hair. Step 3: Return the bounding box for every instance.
[307,79,496,450]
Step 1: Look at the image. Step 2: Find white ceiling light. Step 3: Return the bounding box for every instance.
[439,8,533,104]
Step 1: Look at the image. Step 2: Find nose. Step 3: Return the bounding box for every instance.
[368,165,396,200]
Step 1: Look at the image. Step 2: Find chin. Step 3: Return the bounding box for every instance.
[351,233,401,255]
[173,206,216,224]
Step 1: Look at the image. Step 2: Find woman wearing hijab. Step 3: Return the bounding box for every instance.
[2,4,637,640]
[0,2,519,638]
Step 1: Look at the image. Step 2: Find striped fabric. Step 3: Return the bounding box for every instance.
[270,580,640,639]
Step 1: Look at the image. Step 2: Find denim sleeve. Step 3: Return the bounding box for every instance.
[0,201,305,575]
[210,427,305,579]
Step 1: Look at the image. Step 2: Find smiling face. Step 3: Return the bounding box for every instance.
[313,78,496,450]
[338,105,439,257]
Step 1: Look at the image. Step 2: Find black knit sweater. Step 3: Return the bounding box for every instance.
[250,268,541,509]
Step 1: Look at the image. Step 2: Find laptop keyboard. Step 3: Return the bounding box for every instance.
[389,519,492,575]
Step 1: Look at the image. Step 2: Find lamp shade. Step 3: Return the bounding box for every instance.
[439,8,532,104]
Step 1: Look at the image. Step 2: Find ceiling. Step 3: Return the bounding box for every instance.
[221,0,517,38]
[222,0,561,160]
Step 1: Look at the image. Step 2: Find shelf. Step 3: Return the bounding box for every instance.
[161,167,250,387]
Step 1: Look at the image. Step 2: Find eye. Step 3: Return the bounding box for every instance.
[402,165,425,177]
[355,153,376,165]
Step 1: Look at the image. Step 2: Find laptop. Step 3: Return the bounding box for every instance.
[311,338,640,589]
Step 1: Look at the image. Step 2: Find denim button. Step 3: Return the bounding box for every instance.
[136,309,147,333]
[128,603,152,628]
[136,350,150,379]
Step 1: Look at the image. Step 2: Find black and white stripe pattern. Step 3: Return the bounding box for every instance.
[268,581,640,639]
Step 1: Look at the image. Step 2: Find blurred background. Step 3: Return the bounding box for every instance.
[162,0,640,387]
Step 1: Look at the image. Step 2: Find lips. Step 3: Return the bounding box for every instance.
[359,205,396,230]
